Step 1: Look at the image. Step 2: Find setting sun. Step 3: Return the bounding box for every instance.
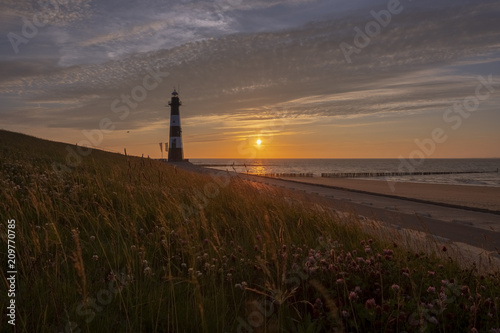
[256,139,262,145]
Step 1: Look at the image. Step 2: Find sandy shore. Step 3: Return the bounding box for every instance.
[279,177,500,212]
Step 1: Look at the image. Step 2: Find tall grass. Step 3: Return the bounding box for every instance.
[0,130,499,332]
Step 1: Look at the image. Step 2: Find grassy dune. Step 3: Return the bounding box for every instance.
[0,129,499,332]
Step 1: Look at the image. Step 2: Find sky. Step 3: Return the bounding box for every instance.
[1,0,500,159]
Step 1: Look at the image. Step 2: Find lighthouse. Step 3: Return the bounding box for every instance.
[167,89,184,162]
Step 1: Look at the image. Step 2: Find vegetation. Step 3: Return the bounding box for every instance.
[0,129,499,332]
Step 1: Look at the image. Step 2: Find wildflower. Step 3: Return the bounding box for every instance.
[383,249,394,256]
[428,271,435,276]
[428,316,438,325]
[314,298,323,309]
[427,286,436,294]
[107,271,117,281]
[336,278,344,284]
[92,255,99,261]
[144,267,152,275]
[234,283,242,290]
[391,284,400,292]
[342,310,349,318]
[349,291,357,301]
[365,298,376,309]
[364,246,372,254]
[471,328,479,333]
[90,236,96,241]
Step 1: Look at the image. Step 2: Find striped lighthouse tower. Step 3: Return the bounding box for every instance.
[167,89,184,162]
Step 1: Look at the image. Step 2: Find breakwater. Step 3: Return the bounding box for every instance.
[246,170,498,178]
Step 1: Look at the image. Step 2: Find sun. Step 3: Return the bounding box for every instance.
[256,139,262,145]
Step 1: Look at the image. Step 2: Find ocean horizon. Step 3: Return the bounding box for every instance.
[191,158,500,187]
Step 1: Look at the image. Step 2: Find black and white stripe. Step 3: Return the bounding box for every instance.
[168,91,184,162]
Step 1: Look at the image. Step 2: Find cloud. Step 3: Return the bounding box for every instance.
[1,0,500,146]
[0,0,94,30]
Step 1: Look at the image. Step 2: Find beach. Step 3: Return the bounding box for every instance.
[278,177,500,212]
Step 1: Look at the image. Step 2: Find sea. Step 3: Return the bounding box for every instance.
[190,158,500,187]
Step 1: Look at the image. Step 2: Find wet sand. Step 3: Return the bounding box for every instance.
[279,177,500,212]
